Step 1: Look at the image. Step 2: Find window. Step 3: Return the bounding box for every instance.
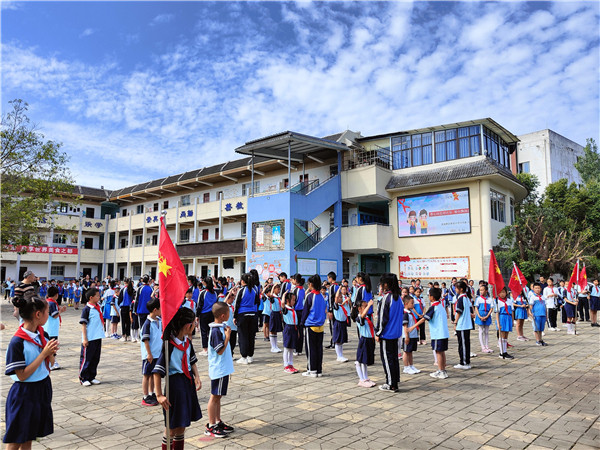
[391,133,433,169]
[242,182,260,196]
[53,234,67,244]
[50,266,65,276]
[180,229,190,242]
[241,222,247,237]
[330,164,339,177]
[202,229,209,241]
[58,203,68,214]
[85,207,95,218]
[181,195,190,206]
[215,228,219,240]
[153,203,159,212]
[203,193,210,203]
[223,258,234,269]
[151,235,158,246]
[122,208,128,217]
[518,162,530,173]
[163,201,169,210]
[435,126,481,163]
[491,190,506,222]
[84,237,94,249]
[483,127,510,168]
[134,235,143,246]
[120,238,128,248]
[133,265,142,277]
[136,205,144,214]
[510,198,515,225]
[282,178,289,189]
[109,233,115,250]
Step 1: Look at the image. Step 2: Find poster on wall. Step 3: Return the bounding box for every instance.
[297,258,317,276]
[320,260,337,276]
[399,256,470,279]
[248,253,286,280]
[272,226,281,246]
[255,228,264,247]
[252,220,285,252]
[397,188,471,237]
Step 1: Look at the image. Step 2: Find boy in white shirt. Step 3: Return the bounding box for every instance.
[543,278,560,331]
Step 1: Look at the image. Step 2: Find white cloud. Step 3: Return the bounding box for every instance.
[79,28,96,38]
[149,13,174,26]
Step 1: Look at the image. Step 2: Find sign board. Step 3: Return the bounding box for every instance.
[297,258,317,276]
[320,259,337,276]
[399,256,470,279]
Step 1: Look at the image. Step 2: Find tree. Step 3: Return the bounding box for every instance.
[574,138,600,185]
[1,99,74,247]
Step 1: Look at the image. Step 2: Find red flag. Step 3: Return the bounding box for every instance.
[158,217,189,334]
[567,261,579,291]
[508,262,527,295]
[579,263,588,290]
[488,249,505,297]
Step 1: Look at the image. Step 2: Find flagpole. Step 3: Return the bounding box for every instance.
[159,211,171,450]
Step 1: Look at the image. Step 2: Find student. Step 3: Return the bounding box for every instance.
[223,288,238,357]
[233,273,260,365]
[67,281,75,307]
[375,273,404,392]
[528,283,548,345]
[563,284,578,335]
[513,289,529,341]
[205,302,235,438]
[261,283,272,342]
[74,281,82,310]
[43,286,67,370]
[38,280,48,299]
[351,297,376,387]
[292,274,306,356]
[413,287,426,345]
[495,287,514,359]
[326,272,340,349]
[153,308,203,449]
[413,287,449,379]
[4,293,59,448]
[453,281,475,369]
[301,274,328,378]
[197,278,218,356]
[135,276,153,333]
[281,289,299,373]
[402,296,420,375]
[268,283,283,353]
[474,284,494,354]
[79,288,105,386]
[110,286,122,339]
[590,279,599,327]
[120,278,134,342]
[101,281,116,338]
[577,282,591,322]
[543,278,561,331]
[331,285,351,362]
[140,297,162,407]
[181,288,196,311]
[353,272,373,316]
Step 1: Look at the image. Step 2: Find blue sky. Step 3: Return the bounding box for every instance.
[2,1,599,189]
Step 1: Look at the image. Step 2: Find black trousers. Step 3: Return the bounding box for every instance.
[237,313,257,358]
[561,306,567,324]
[456,330,471,365]
[80,339,102,382]
[578,297,590,321]
[305,328,324,373]
[120,306,131,337]
[548,308,558,328]
[296,324,304,353]
[138,313,148,329]
[199,312,214,349]
[328,318,334,346]
[229,330,237,356]
[419,322,426,341]
[379,338,400,389]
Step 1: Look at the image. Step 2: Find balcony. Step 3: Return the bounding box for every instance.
[341,224,395,254]
[341,162,392,203]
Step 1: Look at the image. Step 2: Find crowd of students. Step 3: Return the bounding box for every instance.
[4,268,599,449]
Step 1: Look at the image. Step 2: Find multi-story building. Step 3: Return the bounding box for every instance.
[1,118,528,284]
[516,129,585,194]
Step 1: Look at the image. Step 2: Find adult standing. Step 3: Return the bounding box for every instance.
[135,275,153,330]
[12,271,38,320]
[233,272,260,365]
[577,282,591,322]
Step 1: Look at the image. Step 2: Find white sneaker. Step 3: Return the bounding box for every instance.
[247,356,253,363]
[410,366,421,374]
[439,370,449,379]
[82,381,92,386]
[270,348,282,353]
[292,352,299,356]
[555,327,561,331]
[336,356,349,363]
[430,370,442,378]
[302,371,317,377]
[453,364,471,370]
[236,357,248,365]
[131,338,138,343]
[470,352,477,357]
[403,367,411,374]
[91,379,101,385]
[199,350,208,357]
[119,337,127,342]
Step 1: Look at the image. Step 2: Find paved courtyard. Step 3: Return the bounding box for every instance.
[1,302,599,449]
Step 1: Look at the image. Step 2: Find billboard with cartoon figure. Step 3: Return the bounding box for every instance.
[397,188,471,237]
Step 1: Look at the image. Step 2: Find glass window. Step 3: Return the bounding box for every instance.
[518,162,530,173]
[134,235,143,246]
[459,138,469,158]
[447,140,457,160]
[446,128,456,140]
[470,136,481,156]
[483,126,510,168]
[435,142,446,162]
[510,198,515,224]
[392,132,432,169]
[181,195,190,206]
[50,266,65,276]
[491,190,506,223]
[180,229,190,242]
[136,205,144,214]
[53,234,67,244]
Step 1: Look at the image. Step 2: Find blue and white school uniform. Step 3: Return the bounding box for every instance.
[39,284,48,298]
[79,303,105,383]
[563,289,578,318]
[224,301,237,355]
[74,286,82,304]
[208,324,234,396]
[355,315,376,365]
[513,295,528,320]
[474,296,493,326]
[282,305,299,349]
[375,292,404,388]
[110,294,120,324]
[294,286,306,353]
[423,301,450,351]
[402,309,419,353]
[68,284,74,301]
[198,290,218,349]
[101,289,115,321]
[4,326,54,444]
[262,292,272,324]
[590,285,600,311]
[153,336,202,428]
[528,292,547,331]
[332,299,350,344]
[43,299,61,339]
[269,294,283,333]
[496,298,513,332]
[455,294,474,366]
[140,316,162,375]
[181,298,196,311]
[354,285,373,315]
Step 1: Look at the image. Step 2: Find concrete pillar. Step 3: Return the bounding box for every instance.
[193,197,199,243]
[218,192,223,241]
[175,201,180,245]
[76,211,83,277]
[113,213,118,278]
[16,253,22,280]
[102,214,109,279]
[47,228,54,280]
[141,210,147,277]
[479,179,493,280]
[126,213,132,277]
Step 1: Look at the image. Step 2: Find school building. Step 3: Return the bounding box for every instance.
[1,118,530,284]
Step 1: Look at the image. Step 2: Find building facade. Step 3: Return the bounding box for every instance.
[1,118,529,284]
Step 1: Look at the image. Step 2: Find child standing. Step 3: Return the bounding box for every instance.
[590,279,600,327]
[67,281,75,307]
[375,273,404,392]
[223,288,238,356]
[513,289,529,341]
[101,281,116,337]
[281,290,299,373]
[301,274,328,378]
[402,296,420,375]
[153,308,203,449]
[352,298,376,387]
[453,281,474,369]
[197,278,218,356]
[332,285,351,362]
[474,285,494,354]
[563,284,578,335]
[413,288,426,345]
[268,283,283,353]
[5,293,59,447]
[74,281,82,310]
[79,288,105,386]
[543,278,561,331]
[140,297,161,407]
[293,274,305,356]
[414,287,449,379]
[261,283,272,342]
[110,286,121,339]
[43,286,67,370]
[205,302,235,438]
[495,287,514,359]
[528,283,548,345]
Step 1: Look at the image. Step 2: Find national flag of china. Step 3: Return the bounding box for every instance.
[158,217,189,334]
[488,249,505,297]
[567,261,579,291]
[579,263,588,290]
[508,263,528,296]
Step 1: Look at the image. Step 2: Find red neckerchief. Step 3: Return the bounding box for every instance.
[431,301,442,307]
[285,306,297,327]
[455,293,468,314]
[15,325,51,371]
[169,337,193,384]
[498,297,509,313]
[536,294,544,303]
[311,289,319,295]
[365,316,375,338]
[340,296,350,319]
[416,296,423,309]
[274,295,282,311]
[89,302,103,321]
[47,298,62,325]
[479,296,488,312]
[409,309,419,323]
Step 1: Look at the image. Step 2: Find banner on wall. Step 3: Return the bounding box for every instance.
[297,258,317,276]
[397,188,471,237]
[3,245,79,255]
[272,226,281,246]
[320,259,337,276]
[399,256,470,279]
[252,220,285,252]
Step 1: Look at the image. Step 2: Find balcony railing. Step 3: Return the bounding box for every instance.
[343,147,391,170]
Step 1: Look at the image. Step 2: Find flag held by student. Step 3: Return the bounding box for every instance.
[579,263,588,290]
[158,217,188,334]
[508,262,527,295]
[488,249,505,297]
[567,260,579,291]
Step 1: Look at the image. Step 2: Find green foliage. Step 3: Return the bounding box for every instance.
[574,138,600,185]
[1,99,74,247]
